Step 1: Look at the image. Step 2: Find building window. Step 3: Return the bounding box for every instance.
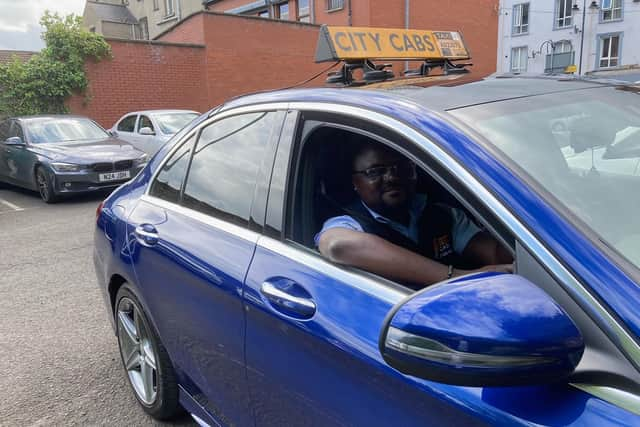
[274,2,289,20]
[555,0,572,28]
[598,34,621,68]
[601,0,622,22]
[164,0,175,17]
[298,0,310,22]
[257,9,269,18]
[511,46,528,73]
[327,0,344,11]
[153,0,159,11]
[512,3,529,35]
[137,17,149,40]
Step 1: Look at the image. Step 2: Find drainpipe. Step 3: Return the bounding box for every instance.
[347,0,352,26]
[578,0,587,75]
[405,0,410,73]
[310,0,315,23]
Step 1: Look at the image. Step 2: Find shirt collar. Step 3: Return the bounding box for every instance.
[360,194,427,224]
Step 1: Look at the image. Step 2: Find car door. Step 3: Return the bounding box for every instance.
[127,109,285,426]
[243,110,640,426]
[134,115,157,155]
[3,121,34,187]
[0,119,11,181]
[116,114,138,146]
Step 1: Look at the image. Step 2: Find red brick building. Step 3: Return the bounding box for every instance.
[71,1,499,127]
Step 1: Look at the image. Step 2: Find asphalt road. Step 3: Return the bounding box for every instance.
[0,185,196,426]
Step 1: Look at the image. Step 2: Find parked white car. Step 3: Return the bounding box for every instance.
[110,110,199,155]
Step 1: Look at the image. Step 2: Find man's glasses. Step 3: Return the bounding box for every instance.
[352,162,416,181]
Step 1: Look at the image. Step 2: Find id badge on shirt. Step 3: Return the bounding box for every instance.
[433,234,454,259]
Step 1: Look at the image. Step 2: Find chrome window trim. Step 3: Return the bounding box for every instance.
[258,235,409,305]
[140,194,259,244]
[146,103,290,193]
[284,101,640,368]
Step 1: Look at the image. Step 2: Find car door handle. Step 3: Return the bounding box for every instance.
[134,224,159,246]
[260,281,316,319]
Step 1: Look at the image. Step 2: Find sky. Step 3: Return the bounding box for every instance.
[0,0,86,51]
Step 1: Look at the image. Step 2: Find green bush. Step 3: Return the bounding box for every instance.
[0,12,111,116]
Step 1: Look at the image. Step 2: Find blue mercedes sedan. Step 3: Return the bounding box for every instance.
[94,75,640,426]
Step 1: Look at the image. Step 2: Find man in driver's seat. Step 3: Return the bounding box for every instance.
[315,140,513,289]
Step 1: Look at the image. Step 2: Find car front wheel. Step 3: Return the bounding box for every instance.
[115,286,182,420]
[36,167,58,203]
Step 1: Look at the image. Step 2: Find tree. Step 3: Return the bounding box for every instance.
[0,12,111,116]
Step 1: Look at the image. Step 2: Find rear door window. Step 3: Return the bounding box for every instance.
[117,115,137,132]
[181,112,280,227]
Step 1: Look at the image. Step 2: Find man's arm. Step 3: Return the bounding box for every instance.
[319,228,512,286]
[463,231,514,265]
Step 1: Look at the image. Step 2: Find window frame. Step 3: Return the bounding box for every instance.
[274,2,289,20]
[597,32,622,69]
[164,0,175,18]
[512,2,530,35]
[153,0,159,11]
[510,46,529,73]
[297,0,310,22]
[554,0,573,29]
[326,0,344,12]
[600,0,623,23]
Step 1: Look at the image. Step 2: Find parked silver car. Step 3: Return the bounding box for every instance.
[110,110,199,155]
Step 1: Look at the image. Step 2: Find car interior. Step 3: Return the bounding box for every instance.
[291,125,479,251]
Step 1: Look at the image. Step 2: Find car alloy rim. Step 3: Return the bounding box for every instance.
[116,297,158,405]
[37,171,48,200]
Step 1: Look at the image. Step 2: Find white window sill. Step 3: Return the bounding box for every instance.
[326,7,344,13]
[158,14,177,25]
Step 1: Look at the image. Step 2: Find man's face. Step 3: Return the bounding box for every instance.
[351,146,416,215]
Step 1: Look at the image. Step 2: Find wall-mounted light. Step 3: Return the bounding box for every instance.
[589,1,599,8]
[572,2,580,10]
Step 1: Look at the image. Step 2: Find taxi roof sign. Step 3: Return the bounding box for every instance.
[315,25,470,63]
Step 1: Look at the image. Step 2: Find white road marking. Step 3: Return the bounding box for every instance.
[0,198,24,211]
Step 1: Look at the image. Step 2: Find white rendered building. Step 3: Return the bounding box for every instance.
[497,0,640,77]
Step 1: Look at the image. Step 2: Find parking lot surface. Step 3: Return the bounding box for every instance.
[0,186,196,426]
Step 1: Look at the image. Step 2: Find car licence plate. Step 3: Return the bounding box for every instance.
[99,170,131,182]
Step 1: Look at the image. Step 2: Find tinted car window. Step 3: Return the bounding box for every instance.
[9,122,24,140]
[182,112,275,226]
[138,115,154,133]
[118,115,137,132]
[149,136,194,204]
[0,120,10,140]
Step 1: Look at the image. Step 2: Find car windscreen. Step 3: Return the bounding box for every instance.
[26,117,109,144]
[451,85,640,270]
[155,113,199,135]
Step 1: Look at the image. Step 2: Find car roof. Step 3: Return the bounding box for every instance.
[12,115,94,122]
[219,75,622,115]
[121,109,200,116]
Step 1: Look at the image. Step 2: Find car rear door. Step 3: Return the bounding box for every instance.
[243,112,486,426]
[127,108,285,426]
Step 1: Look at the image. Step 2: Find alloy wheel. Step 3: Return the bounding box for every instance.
[36,170,49,201]
[117,297,158,405]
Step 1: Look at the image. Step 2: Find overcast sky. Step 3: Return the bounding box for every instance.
[0,0,86,51]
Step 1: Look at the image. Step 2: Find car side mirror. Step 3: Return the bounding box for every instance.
[108,130,118,137]
[139,127,155,136]
[4,136,25,146]
[379,272,584,387]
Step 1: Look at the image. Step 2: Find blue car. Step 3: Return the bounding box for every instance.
[94,75,640,426]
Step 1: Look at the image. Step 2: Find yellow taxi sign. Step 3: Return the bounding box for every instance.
[564,64,577,74]
[315,25,470,63]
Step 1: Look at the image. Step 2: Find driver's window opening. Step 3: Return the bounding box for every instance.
[291,125,514,290]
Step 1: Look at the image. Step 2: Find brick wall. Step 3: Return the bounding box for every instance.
[67,40,208,128]
[157,13,206,44]
[200,13,327,106]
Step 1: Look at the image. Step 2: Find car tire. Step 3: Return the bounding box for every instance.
[115,286,183,420]
[35,166,59,203]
